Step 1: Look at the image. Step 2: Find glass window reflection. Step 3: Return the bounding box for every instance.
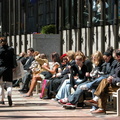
[63,0,119,29]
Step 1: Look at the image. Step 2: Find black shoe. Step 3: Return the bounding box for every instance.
[21,90,29,93]
[43,96,51,99]
[18,89,26,93]
[50,91,57,96]
[0,101,5,104]
[18,89,29,93]
[13,84,19,87]
[7,96,12,107]
[18,89,24,92]
[77,102,85,107]
[4,86,7,91]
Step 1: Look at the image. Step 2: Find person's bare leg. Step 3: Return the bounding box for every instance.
[25,74,42,96]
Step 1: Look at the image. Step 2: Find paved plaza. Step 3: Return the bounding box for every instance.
[0,87,120,120]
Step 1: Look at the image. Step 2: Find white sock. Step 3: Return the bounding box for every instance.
[98,108,104,110]
[93,96,99,102]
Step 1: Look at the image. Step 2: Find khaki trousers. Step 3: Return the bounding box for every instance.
[94,78,119,110]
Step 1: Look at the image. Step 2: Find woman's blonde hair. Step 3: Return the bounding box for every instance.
[66,50,75,60]
[92,51,103,66]
[75,51,86,62]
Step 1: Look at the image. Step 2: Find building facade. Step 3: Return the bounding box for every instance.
[0,0,57,53]
[58,0,120,56]
[0,0,120,57]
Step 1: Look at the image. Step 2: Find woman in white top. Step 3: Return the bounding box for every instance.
[24,52,60,97]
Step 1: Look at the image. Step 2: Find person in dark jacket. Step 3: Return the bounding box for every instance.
[0,37,17,106]
[55,55,87,100]
[46,50,75,99]
[49,50,92,99]
[58,51,118,109]
[84,49,120,114]
[79,51,118,91]
[18,48,35,93]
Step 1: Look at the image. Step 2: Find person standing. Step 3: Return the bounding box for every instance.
[0,37,17,106]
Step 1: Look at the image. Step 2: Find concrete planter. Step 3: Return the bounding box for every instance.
[32,34,61,61]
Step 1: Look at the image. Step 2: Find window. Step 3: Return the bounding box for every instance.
[119,0,120,19]
[28,6,34,17]
[62,0,119,29]
[81,0,89,27]
[63,0,70,29]
[92,0,115,26]
[38,3,43,15]
[71,0,77,28]
[105,0,113,24]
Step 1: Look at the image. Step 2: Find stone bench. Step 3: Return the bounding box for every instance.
[111,82,120,116]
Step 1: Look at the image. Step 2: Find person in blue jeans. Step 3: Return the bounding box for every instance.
[79,50,118,111]
[58,51,118,111]
[56,55,87,100]
[84,49,120,114]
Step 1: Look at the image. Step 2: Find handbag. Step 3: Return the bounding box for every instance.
[13,61,25,80]
[0,67,7,77]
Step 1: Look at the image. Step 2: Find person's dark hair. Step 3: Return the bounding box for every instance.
[115,49,120,56]
[0,37,7,43]
[103,51,112,56]
[106,46,114,55]
[40,53,47,59]
[33,51,40,56]
[51,52,60,63]
[27,48,34,53]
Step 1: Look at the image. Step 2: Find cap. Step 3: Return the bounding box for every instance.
[60,53,67,60]
[103,51,112,56]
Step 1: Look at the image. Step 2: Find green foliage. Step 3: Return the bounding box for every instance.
[41,24,56,34]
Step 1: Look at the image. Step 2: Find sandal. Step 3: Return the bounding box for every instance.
[23,93,33,97]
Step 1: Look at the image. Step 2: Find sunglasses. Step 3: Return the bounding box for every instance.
[116,54,120,57]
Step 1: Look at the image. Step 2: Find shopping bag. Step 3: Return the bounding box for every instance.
[39,79,50,99]
[13,61,25,80]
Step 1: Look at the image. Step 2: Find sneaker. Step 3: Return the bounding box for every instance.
[51,98,59,101]
[58,98,68,105]
[90,108,96,112]
[0,101,5,104]
[84,99,98,106]
[63,103,76,109]
[80,84,88,90]
[7,96,12,107]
